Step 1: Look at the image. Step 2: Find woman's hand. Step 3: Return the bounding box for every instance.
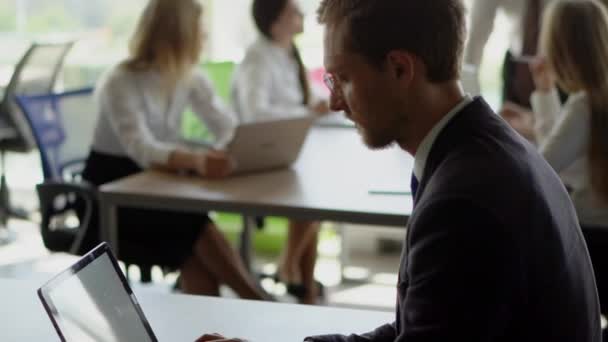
[529,56,554,92]
[499,102,536,142]
[195,150,234,179]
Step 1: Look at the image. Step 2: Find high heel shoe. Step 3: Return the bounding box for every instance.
[260,272,325,300]
[286,280,325,301]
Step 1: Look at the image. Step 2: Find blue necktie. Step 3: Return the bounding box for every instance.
[410,173,419,205]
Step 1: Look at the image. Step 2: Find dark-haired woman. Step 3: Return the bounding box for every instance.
[231,0,328,304]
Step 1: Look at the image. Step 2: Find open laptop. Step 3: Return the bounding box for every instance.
[226,115,314,175]
[38,243,158,342]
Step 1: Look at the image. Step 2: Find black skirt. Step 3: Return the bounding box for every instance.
[79,150,210,268]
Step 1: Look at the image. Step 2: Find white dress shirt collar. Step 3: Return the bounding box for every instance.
[413,95,473,180]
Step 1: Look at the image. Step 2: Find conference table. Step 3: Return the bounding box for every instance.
[99,126,414,267]
[0,278,394,341]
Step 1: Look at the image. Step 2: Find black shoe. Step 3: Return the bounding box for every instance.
[260,272,325,300]
[286,280,325,300]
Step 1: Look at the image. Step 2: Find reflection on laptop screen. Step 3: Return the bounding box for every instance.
[42,249,155,342]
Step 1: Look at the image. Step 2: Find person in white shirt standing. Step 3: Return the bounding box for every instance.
[80,0,268,300]
[231,0,329,304]
[528,0,608,325]
[466,0,556,139]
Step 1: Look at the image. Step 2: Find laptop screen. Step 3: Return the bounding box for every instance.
[38,243,157,342]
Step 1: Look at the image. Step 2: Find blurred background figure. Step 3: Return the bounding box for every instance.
[231,0,329,304]
[80,0,268,301]
[528,0,608,335]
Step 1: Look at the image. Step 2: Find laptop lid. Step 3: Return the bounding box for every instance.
[38,243,158,342]
[228,115,313,174]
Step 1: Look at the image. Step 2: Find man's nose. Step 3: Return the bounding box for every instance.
[329,92,348,112]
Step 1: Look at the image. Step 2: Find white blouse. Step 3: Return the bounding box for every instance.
[231,37,318,123]
[91,64,237,168]
[465,0,554,66]
[532,88,608,228]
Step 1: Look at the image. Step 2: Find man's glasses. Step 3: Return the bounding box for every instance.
[323,72,347,110]
[323,73,339,94]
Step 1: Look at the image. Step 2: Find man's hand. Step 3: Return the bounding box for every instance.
[196,333,248,342]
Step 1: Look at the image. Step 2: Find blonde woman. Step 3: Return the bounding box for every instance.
[231,0,328,305]
[530,0,608,319]
[80,0,267,300]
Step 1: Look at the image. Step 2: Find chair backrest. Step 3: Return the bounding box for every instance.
[0,41,74,152]
[15,87,96,181]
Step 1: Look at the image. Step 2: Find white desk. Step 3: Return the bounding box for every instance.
[100,127,414,261]
[0,278,393,341]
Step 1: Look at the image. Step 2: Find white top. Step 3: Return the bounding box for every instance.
[231,37,319,123]
[91,64,237,168]
[531,88,608,228]
[413,95,473,180]
[465,0,554,66]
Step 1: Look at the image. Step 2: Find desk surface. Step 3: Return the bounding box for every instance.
[0,278,393,341]
[100,127,413,227]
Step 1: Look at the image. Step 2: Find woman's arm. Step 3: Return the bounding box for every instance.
[189,70,238,147]
[539,93,590,173]
[100,70,232,178]
[530,88,562,144]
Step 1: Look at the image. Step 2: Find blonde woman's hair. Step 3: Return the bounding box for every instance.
[541,0,608,201]
[125,0,204,90]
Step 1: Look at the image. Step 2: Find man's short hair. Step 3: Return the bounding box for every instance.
[317,0,466,82]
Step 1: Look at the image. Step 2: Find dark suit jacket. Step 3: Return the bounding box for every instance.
[307,98,601,342]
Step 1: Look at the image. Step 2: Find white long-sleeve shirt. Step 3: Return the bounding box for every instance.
[532,88,608,228]
[465,0,554,66]
[91,64,237,168]
[231,37,318,123]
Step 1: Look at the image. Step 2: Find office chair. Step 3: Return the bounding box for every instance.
[15,88,163,283]
[0,41,74,226]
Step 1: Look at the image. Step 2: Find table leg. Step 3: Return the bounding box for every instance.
[100,199,119,256]
[239,215,253,272]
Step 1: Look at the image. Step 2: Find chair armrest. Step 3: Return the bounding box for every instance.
[36,181,97,254]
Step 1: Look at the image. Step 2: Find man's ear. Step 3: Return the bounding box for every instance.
[387,51,415,83]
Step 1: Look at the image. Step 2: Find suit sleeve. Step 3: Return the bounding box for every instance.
[395,198,520,341]
[304,323,397,342]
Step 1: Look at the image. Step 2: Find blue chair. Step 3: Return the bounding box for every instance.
[16,88,96,255]
[15,89,159,283]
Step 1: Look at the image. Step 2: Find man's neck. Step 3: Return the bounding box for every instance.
[397,81,466,155]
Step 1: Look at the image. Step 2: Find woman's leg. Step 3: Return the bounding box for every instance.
[180,255,220,296]
[280,220,320,285]
[192,222,267,300]
[299,224,320,304]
